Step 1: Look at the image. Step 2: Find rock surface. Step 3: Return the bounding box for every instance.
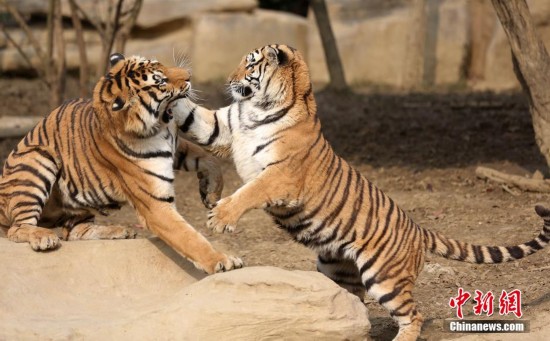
[191,9,308,82]
[0,237,370,340]
[137,0,257,29]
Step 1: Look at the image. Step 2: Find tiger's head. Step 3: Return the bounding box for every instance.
[93,53,191,138]
[228,44,312,109]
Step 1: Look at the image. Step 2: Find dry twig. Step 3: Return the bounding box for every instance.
[475,166,550,192]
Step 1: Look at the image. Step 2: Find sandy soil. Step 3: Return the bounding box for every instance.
[0,77,549,340]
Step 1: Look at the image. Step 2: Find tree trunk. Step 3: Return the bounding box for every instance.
[422,0,439,87]
[403,0,426,89]
[491,0,550,169]
[310,0,347,91]
[467,0,495,85]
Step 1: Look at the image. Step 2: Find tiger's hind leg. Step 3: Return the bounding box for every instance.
[3,145,61,251]
[317,254,365,299]
[63,222,137,241]
[357,261,423,341]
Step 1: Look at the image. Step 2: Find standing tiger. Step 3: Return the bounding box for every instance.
[171,44,550,340]
[0,53,242,274]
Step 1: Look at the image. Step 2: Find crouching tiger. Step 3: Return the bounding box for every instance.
[0,53,242,274]
[171,44,549,340]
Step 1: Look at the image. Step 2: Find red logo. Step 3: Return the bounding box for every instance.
[499,289,523,318]
[449,287,471,319]
[449,288,523,319]
[473,290,495,316]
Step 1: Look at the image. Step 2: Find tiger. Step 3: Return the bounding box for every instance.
[0,53,242,275]
[170,44,550,340]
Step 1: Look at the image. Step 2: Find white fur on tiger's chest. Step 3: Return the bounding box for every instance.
[231,125,279,184]
[232,134,266,183]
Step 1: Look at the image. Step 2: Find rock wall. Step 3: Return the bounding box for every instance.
[2,0,550,90]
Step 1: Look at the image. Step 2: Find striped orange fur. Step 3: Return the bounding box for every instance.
[0,53,242,274]
[172,44,550,339]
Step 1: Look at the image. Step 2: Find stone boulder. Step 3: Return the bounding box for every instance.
[136,0,258,29]
[0,237,370,340]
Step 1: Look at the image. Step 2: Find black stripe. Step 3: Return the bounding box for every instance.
[253,137,279,156]
[143,169,174,183]
[525,239,543,250]
[114,136,172,159]
[201,112,220,146]
[139,186,174,203]
[227,105,233,133]
[264,156,290,169]
[473,245,484,263]
[488,246,503,263]
[5,164,52,194]
[179,107,195,133]
[9,191,45,208]
[138,93,157,117]
[379,285,405,304]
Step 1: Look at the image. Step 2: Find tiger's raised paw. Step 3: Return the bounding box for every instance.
[207,197,239,233]
[198,167,223,209]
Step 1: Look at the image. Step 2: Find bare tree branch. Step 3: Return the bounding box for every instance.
[68,0,90,97]
[53,0,66,105]
[105,0,123,57]
[0,24,47,82]
[115,0,142,53]
[71,0,106,37]
[0,0,48,66]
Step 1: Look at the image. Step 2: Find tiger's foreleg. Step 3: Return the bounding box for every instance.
[207,168,297,233]
[174,139,223,209]
[132,194,243,274]
[7,224,60,250]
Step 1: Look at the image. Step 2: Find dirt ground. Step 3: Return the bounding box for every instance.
[1,77,549,340]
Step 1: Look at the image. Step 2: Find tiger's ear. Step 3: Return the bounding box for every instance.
[109,53,125,67]
[265,46,287,66]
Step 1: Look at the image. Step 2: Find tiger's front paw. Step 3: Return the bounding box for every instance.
[213,254,244,273]
[207,197,239,233]
[27,229,60,251]
[193,252,244,274]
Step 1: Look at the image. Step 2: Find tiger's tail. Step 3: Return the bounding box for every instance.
[423,205,550,264]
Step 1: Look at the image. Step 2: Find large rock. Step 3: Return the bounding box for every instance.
[0,237,370,340]
[137,0,257,29]
[191,9,308,83]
